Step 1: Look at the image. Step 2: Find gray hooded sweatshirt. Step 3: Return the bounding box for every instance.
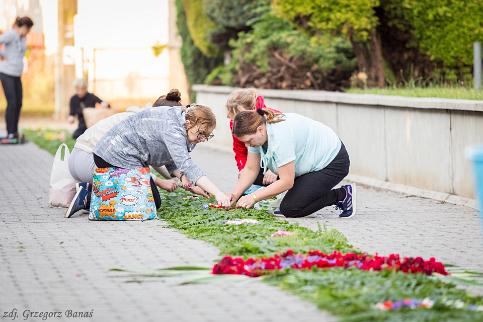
[94,106,205,183]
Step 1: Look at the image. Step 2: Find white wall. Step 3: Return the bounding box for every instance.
[193,85,483,200]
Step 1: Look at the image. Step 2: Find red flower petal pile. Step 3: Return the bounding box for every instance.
[212,250,448,277]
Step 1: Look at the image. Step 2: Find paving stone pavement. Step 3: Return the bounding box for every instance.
[191,146,483,273]
[0,143,333,322]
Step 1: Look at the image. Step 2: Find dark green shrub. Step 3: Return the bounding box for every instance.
[207,14,356,90]
[176,0,222,89]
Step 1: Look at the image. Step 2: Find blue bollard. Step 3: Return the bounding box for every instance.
[467,145,483,216]
[467,145,483,246]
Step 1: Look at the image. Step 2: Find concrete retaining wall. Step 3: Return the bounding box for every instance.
[193,85,483,201]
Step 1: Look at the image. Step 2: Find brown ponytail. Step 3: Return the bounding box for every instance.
[14,16,33,28]
[233,109,284,137]
[152,88,182,107]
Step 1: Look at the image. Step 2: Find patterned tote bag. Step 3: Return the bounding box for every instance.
[89,167,157,221]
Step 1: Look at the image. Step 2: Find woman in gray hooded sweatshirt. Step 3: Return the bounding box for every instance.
[66,103,231,217]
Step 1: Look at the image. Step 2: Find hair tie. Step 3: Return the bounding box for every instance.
[255,96,266,110]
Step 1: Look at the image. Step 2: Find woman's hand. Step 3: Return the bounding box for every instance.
[156,178,177,192]
[180,174,192,190]
[263,170,278,185]
[229,192,241,208]
[236,194,256,209]
[215,192,231,208]
[189,185,210,198]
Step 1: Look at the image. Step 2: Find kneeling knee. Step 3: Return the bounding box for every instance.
[279,202,307,218]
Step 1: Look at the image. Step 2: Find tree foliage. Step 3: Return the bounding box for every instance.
[204,0,269,30]
[202,0,270,52]
[176,0,221,88]
[176,0,480,89]
[207,14,356,90]
[272,0,380,41]
[402,0,483,67]
[182,0,219,57]
[273,0,385,87]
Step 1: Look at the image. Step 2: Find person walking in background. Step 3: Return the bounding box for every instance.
[0,16,34,144]
[68,79,109,139]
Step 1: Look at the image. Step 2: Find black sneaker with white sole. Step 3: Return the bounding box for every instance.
[65,186,89,218]
[337,184,357,218]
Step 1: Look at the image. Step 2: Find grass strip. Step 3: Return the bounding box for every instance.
[347,86,483,101]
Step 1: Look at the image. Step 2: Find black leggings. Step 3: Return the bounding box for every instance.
[93,154,162,209]
[279,144,350,218]
[0,72,22,135]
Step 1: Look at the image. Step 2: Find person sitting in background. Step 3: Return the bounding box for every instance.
[68,79,109,139]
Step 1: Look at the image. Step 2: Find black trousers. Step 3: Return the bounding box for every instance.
[279,143,350,218]
[0,72,23,135]
[93,154,162,209]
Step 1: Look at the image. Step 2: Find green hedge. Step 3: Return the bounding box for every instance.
[207,13,356,90]
[402,0,483,67]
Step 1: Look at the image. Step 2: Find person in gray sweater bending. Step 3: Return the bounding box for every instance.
[68,103,231,214]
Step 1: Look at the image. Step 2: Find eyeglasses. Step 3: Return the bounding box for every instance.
[197,131,215,141]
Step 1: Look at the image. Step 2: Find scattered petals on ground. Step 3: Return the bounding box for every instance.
[271,230,294,237]
[375,298,483,312]
[224,219,259,225]
[375,298,434,311]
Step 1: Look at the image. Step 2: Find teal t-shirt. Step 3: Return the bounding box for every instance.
[248,113,341,177]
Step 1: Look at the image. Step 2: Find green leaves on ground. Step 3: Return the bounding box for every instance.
[158,189,483,322]
[267,269,483,321]
[158,190,354,257]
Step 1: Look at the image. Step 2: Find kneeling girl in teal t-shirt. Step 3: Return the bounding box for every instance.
[230,109,356,218]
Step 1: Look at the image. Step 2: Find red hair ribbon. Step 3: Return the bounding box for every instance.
[255,96,266,110]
